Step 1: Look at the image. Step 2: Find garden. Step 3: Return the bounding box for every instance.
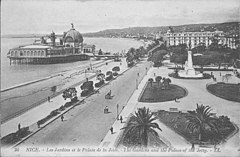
[139,77,187,102]
[155,104,237,146]
[207,83,240,102]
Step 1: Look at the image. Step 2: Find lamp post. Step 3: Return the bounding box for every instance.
[136,79,138,89]
[117,104,119,120]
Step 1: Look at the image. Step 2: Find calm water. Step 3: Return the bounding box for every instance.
[1,37,143,90]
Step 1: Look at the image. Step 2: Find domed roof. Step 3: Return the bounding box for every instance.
[64,25,83,43]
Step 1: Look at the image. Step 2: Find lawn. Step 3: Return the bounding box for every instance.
[139,82,187,102]
[207,83,240,102]
[154,110,236,146]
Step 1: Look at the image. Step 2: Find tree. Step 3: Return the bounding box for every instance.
[212,53,225,69]
[62,88,77,102]
[112,66,120,75]
[121,107,162,147]
[98,49,103,55]
[106,71,113,81]
[163,78,171,89]
[193,55,211,71]
[148,78,154,87]
[149,50,168,67]
[96,73,105,83]
[186,104,218,141]
[81,81,94,91]
[155,76,162,86]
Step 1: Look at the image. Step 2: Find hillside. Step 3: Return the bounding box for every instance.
[83,22,239,37]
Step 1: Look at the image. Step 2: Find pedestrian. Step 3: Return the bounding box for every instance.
[18,123,21,131]
[48,96,50,102]
[137,73,139,77]
[191,143,195,150]
[120,62,122,65]
[120,116,123,123]
[110,127,113,134]
[154,73,156,76]
[105,106,109,113]
[37,121,40,128]
[211,72,213,76]
[61,115,64,121]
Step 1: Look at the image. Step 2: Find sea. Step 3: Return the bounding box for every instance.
[1,37,144,90]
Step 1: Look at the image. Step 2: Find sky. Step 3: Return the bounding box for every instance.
[1,0,239,35]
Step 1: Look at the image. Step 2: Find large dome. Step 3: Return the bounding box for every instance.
[64,28,83,43]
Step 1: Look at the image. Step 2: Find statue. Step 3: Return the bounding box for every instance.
[178,50,203,78]
[188,41,192,49]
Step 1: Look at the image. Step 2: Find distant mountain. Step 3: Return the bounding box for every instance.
[83,22,239,37]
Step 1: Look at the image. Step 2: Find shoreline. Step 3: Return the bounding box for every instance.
[0,59,114,123]
[0,60,107,92]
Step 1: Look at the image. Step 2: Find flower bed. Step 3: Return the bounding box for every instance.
[207,83,240,102]
[139,82,187,102]
[155,110,236,145]
[1,127,31,146]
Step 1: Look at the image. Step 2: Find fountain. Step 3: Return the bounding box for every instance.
[178,50,203,78]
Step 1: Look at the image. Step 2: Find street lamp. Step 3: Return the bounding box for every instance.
[136,79,138,89]
[117,104,119,120]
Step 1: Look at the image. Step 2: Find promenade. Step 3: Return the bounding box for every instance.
[1,60,125,137]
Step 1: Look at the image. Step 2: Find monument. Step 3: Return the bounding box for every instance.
[178,42,203,78]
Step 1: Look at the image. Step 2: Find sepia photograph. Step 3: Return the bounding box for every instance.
[1,0,240,156]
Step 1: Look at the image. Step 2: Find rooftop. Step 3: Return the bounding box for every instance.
[20,45,51,49]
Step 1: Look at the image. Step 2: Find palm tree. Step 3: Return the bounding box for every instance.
[165,78,171,89]
[148,78,154,87]
[121,107,162,147]
[186,104,218,141]
[155,76,162,87]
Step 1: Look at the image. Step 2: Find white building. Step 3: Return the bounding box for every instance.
[165,28,238,49]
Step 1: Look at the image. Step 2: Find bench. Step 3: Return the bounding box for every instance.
[169,108,178,112]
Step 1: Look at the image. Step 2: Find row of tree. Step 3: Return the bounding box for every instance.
[169,42,240,69]
[126,46,147,66]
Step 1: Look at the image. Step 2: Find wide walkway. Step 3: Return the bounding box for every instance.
[1,60,126,137]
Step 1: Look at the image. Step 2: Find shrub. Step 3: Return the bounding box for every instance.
[59,105,65,111]
[106,75,113,81]
[64,102,73,108]
[153,62,162,67]
[95,81,104,88]
[113,72,118,76]
[81,90,93,97]
[50,109,59,117]
[80,81,94,97]
[1,127,31,146]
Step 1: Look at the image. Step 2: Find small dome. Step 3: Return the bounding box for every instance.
[64,28,83,43]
